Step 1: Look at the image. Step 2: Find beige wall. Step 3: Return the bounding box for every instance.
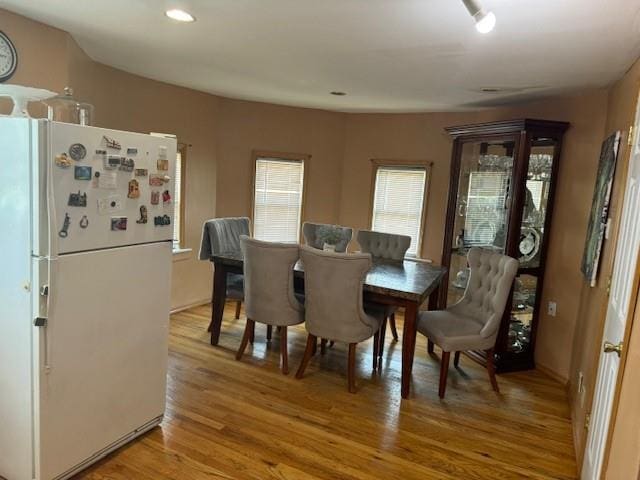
[566,58,640,471]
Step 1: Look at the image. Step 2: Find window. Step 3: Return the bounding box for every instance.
[371,162,430,257]
[252,152,307,242]
[173,145,187,250]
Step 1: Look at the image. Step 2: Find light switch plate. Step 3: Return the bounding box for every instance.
[547,301,557,317]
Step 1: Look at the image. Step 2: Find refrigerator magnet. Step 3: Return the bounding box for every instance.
[68,191,87,207]
[97,194,122,215]
[105,155,121,170]
[158,145,168,159]
[136,205,148,224]
[68,143,87,161]
[149,174,164,187]
[127,179,140,199]
[95,149,107,156]
[79,215,89,229]
[127,148,138,155]
[59,213,71,238]
[150,191,160,205]
[110,217,127,231]
[55,153,72,168]
[154,215,171,226]
[157,159,169,171]
[135,168,148,177]
[74,166,92,180]
[98,171,117,189]
[162,189,171,205]
[119,158,135,172]
[103,135,121,150]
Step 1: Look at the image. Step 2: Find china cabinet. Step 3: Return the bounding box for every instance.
[440,119,569,372]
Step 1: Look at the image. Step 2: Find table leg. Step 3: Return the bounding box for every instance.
[209,263,227,345]
[401,301,419,399]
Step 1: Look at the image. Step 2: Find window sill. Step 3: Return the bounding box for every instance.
[172,247,192,261]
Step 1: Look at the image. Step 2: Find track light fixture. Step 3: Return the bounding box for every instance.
[461,0,496,33]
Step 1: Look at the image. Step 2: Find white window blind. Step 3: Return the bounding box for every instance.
[464,171,509,246]
[172,150,183,249]
[371,166,427,256]
[253,157,305,242]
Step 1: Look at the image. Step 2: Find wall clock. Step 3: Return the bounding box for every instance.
[0,31,18,83]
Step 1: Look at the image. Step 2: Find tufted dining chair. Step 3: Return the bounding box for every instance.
[302,222,353,253]
[199,217,250,329]
[236,236,304,374]
[295,246,384,393]
[418,247,518,398]
[357,230,411,363]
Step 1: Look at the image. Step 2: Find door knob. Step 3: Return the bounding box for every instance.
[603,341,623,357]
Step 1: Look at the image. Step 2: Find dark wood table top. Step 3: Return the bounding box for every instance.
[212,252,447,304]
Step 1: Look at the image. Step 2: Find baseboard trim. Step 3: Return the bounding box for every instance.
[536,364,569,387]
[171,298,210,314]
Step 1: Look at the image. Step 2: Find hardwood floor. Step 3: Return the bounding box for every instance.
[76,302,577,479]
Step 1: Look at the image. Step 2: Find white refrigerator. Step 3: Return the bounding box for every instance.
[0,118,176,480]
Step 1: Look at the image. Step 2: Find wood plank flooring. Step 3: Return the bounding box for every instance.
[75,302,577,479]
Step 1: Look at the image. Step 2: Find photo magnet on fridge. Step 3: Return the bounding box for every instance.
[110,217,127,231]
[74,165,92,180]
[135,168,148,177]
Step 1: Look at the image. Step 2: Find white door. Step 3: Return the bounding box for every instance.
[582,97,640,480]
[36,242,171,480]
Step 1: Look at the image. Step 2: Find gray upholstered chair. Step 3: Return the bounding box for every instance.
[357,230,411,359]
[295,246,384,393]
[236,236,304,374]
[199,217,250,329]
[302,222,353,253]
[418,247,518,398]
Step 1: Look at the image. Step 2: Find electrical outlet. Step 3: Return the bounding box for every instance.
[547,301,557,317]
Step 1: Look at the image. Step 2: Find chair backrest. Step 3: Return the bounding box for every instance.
[300,246,377,343]
[241,236,303,326]
[302,222,353,253]
[199,217,251,259]
[457,247,519,339]
[356,230,411,261]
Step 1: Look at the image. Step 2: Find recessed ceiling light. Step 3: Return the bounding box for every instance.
[461,0,496,33]
[330,91,347,96]
[165,9,196,22]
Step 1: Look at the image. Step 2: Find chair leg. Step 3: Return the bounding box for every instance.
[348,343,357,393]
[234,300,242,320]
[427,339,434,354]
[296,334,317,379]
[320,338,327,355]
[439,351,451,398]
[372,330,380,371]
[249,320,255,344]
[486,348,500,393]
[312,338,317,355]
[266,324,273,341]
[236,319,254,361]
[329,341,335,348]
[280,326,289,375]
[389,314,399,341]
[454,351,461,367]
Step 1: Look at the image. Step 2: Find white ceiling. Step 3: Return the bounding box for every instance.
[3,0,640,112]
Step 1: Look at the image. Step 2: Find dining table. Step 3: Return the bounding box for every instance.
[207,251,447,399]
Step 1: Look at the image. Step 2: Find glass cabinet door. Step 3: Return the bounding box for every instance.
[507,137,558,353]
[446,138,516,307]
